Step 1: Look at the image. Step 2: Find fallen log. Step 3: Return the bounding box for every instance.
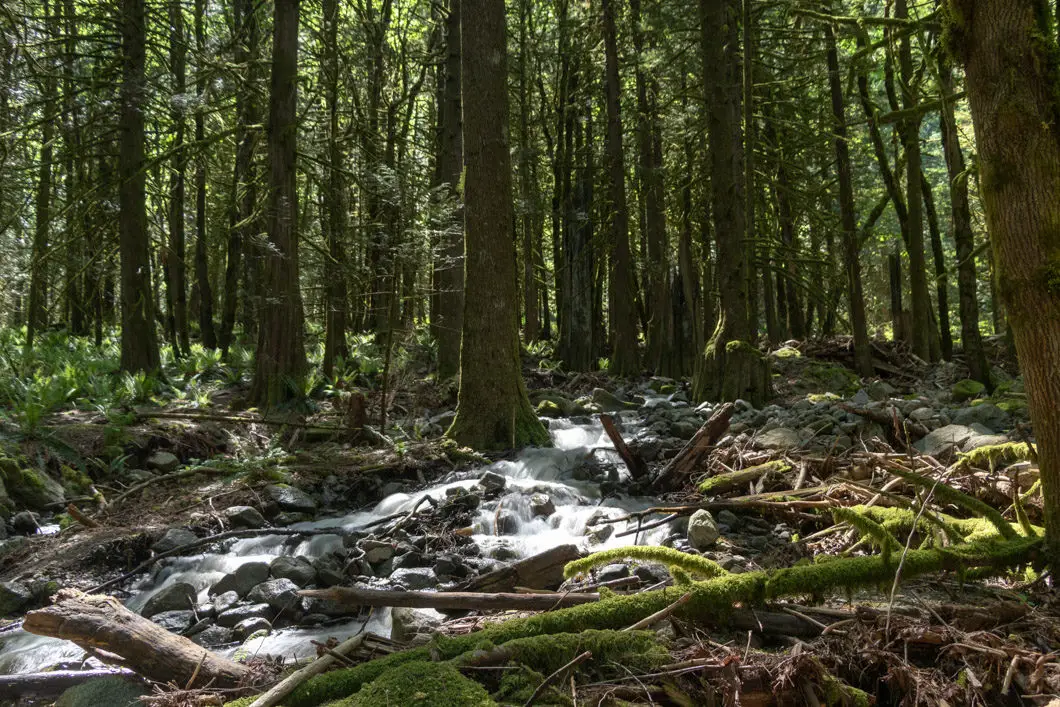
[299,586,600,612]
[23,589,250,689]
[600,414,649,480]
[652,403,734,492]
[248,633,366,707]
[0,669,139,702]
[459,543,581,593]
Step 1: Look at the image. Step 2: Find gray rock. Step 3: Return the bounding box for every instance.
[953,403,1010,431]
[687,509,720,550]
[11,511,40,534]
[495,511,520,535]
[670,421,699,440]
[909,407,936,422]
[392,550,427,570]
[716,510,739,529]
[361,540,395,564]
[433,554,470,580]
[141,582,197,618]
[264,484,318,514]
[247,578,301,611]
[270,556,316,587]
[390,567,437,590]
[152,528,198,554]
[866,380,896,401]
[191,625,235,648]
[56,676,146,707]
[210,561,270,597]
[850,389,871,406]
[217,603,273,628]
[962,433,1010,453]
[312,554,347,587]
[145,451,180,473]
[592,388,636,412]
[151,609,194,632]
[755,428,801,451]
[224,505,266,529]
[212,590,240,614]
[529,493,555,518]
[391,607,442,645]
[233,617,272,640]
[598,564,630,583]
[0,580,32,615]
[915,424,978,459]
[478,471,507,493]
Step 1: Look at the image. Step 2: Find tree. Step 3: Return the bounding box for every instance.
[948,0,1060,561]
[321,0,348,377]
[167,0,189,357]
[193,0,216,349]
[251,0,306,407]
[118,0,160,373]
[446,0,548,451]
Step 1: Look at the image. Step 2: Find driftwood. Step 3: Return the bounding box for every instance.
[0,669,139,701]
[599,414,649,480]
[459,544,582,593]
[299,586,600,612]
[652,403,734,492]
[23,589,250,688]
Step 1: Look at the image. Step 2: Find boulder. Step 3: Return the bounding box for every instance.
[191,624,235,648]
[210,561,270,597]
[390,567,437,590]
[361,540,395,564]
[962,433,1011,453]
[152,528,198,554]
[953,403,1010,432]
[11,511,40,535]
[952,379,987,402]
[212,590,240,614]
[56,677,146,707]
[391,607,443,645]
[313,554,347,586]
[591,388,637,413]
[598,564,630,583]
[217,603,273,628]
[477,471,507,493]
[246,578,301,611]
[915,424,977,459]
[141,582,197,618]
[233,617,272,640]
[224,505,266,529]
[264,484,317,514]
[270,556,317,587]
[145,451,180,474]
[0,580,33,615]
[754,427,801,451]
[529,493,555,518]
[151,609,194,632]
[687,509,720,550]
[0,460,65,509]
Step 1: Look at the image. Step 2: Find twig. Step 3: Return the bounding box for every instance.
[65,503,99,528]
[885,473,946,639]
[624,592,691,631]
[248,633,366,707]
[184,651,206,690]
[523,650,591,707]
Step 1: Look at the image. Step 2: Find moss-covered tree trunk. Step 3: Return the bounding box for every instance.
[446,0,549,451]
[950,0,1060,563]
[691,0,770,405]
[251,0,306,407]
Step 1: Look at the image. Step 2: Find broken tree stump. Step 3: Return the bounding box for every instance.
[459,544,581,593]
[652,403,734,492]
[23,589,251,688]
[600,414,649,480]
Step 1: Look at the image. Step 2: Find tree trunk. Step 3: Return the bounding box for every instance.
[938,50,989,387]
[921,167,950,360]
[194,0,216,349]
[321,0,348,378]
[168,0,190,357]
[601,0,639,376]
[823,23,872,378]
[951,0,1060,563]
[118,0,160,373]
[251,0,306,407]
[446,0,548,451]
[518,0,538,345]
[691,0,770,405]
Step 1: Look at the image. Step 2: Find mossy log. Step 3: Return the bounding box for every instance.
[698,460,791,495]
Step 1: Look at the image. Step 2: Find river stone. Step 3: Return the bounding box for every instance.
[264,484,318,514]
[233,617,272,640]
[687,509,721,550]
[433,554,470,580]
[478,471,507,493]
[313,554,347,586]
[247,578,301,611]
[495,511,520,535]
[391,607,443,645]
[212,590,240,614]
[909,407,936,422]
[591,388,636,412]
[191,624,235,648]
[361,539,395,564]
[390,567,437,590]
[141,582,197,618]
[716,509,740,529]
[392,550,427,569]
[11,511,39,535]
[224,505,266,529]
[0,581,32,615]
[145,450,180,473]
[152,528,198,554]
[598,564,630,583]
[962,433,1011,453]
[56,677,146,707]
[270,556,316,587]
[210,561,270,597]
[953,403,1009,431]
[151,609,194,632]
[217,603,273,627]
[915,424,977,459]
[529,493,555,518]
[755,427,801,451]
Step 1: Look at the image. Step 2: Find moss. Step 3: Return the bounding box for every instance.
[832,507,901,560]
[564,545,728,580]
[884,465,1018,540]
[57,676,146,707]
[995,397,1029,415]
[494,667,569,705]
[770,346,802,359]
[446,630,667,676]
[725,339,760,356]
[60,466,93,494]
[335,660,495,707]
[535,400,564,418]
[439,438,489,465]
[951,379,986,402]
[275,647,432,707]
[959,442,1033,469]
[659,384,676,394]
[807,392,841,404]
[698,460,790,495]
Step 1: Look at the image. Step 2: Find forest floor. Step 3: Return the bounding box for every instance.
[0,335,1056,706]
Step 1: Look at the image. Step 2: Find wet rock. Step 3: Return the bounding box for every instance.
[212,590,240,614]
[141,582,197,618]
[56,676,146,707]
[145,451,180,474]
[0,460,66,509]
[151,609,194,632]
[390,567,437,590]
[361,539,395,564]
[392,550,427,570]
[716,510,739,529]
[191,625,234,648]
[224,505,266,529]
[866,380,896,401]
[11,511,40,535]
[233,617,272,640]
[670,421,699,440]
[273,512,313,526]
[633,565,668,584]
[264,484,318,514]
[591,388,636,412]
[915,424,977,459]
[586,524,613,544]
[687,509,720,550]
[953,403,1009,431]
[210,561,270,597]
[433,554,470,580]
[271,556,317,587]
[529,493,555,518]
[391,607,443,645]
[0,580,33,615]
[909,407,936,422]
[495,511,520,535]
[477,471,507,493]
[597,564,630,583]
[754,428,801,451]
[247,578,301,611]
[312,554,347,587]
[152,528,198,554]
[300,614,328,626]
[217,603,273,628]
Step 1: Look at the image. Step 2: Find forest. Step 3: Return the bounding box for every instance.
[0,0,1058,704]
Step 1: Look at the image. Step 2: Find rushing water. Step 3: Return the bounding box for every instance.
[0,410,677,674]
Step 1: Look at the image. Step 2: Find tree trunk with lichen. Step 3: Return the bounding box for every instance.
[948,0,1060,564]
[446,0,548,451]
[691,0,769,406]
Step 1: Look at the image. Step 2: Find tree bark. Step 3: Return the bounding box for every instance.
[168,0,190,357]
[194,0,216,349]
[321,0,348,378]
[251,0,307,407]
[118,0,160,373]
[446,0,548,450]
[950,0,1060,563]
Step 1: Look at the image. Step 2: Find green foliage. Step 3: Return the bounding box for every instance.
[832,506,901,560]
[951,378,986,402]
[884,466,1018,540]
[331,660,495,707]
[563,544,728,580]
[959,442,1033,469]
